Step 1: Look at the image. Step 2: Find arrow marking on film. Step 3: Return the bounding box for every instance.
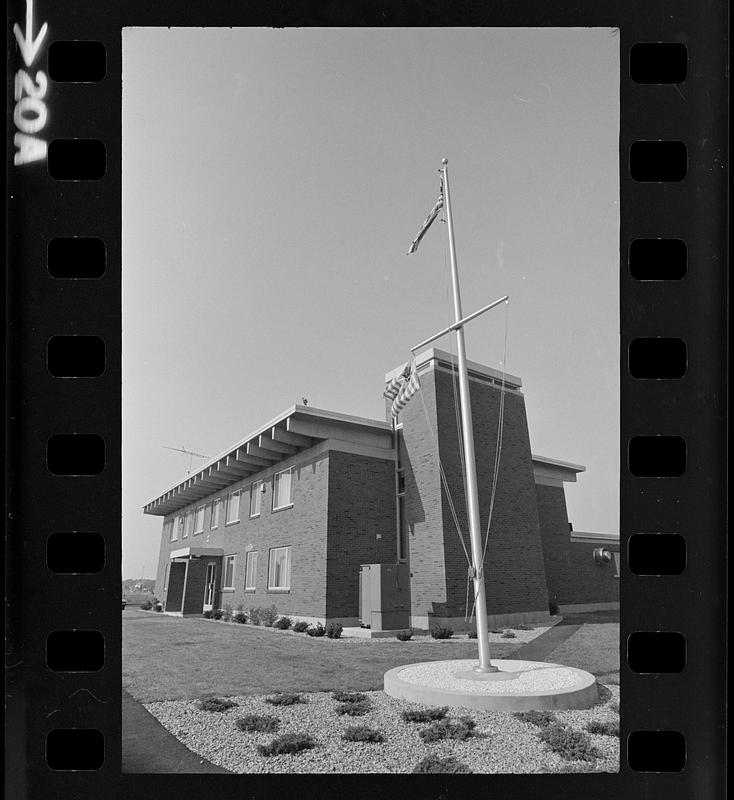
[13,0,48,68]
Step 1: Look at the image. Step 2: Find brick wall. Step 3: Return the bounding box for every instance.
[399,364,550,621]
[325,451,398,620]
[565,543,619,605]
[535,483,572,606]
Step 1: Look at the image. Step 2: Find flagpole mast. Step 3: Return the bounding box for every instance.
[441,158,497,673]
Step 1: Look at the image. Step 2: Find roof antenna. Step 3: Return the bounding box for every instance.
[163,445,210,475]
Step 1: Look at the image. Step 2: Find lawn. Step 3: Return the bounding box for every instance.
[123,609,521,702]
[545,623,620,685]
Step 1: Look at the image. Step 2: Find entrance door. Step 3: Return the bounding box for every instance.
[203,563,217,611]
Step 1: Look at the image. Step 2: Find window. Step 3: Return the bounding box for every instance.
[163,563,170,590]
[211,498,220,529]
[167,520,176,542]
[223,555,236,589]
[226,490,240,524]
[272,468,293,510]
[194,506,205,534]
[183,511,193,538]
[268,546,291,591]
[245,551,258,591]
[176,515,184,540]
[250,481,262,517]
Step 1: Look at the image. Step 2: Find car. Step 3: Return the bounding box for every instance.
[122,598,127,610]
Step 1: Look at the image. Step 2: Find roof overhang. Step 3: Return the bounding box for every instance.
[570,531,620,551]
[143,405,392,517]
[170,547,225,559]
[532,454,586,486]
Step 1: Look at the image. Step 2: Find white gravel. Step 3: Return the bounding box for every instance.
[144,685,619,774]
[396,659,582,694]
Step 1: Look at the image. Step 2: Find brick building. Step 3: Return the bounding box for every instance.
[146,348,618,629]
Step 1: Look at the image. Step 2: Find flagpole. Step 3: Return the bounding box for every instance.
[441,158,497,673]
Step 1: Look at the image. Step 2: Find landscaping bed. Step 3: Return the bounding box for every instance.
[144,687,619,774]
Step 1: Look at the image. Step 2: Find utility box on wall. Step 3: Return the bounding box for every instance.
[358,563,410,630]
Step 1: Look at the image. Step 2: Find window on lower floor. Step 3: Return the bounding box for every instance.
[268,546,291,591]
[223,555,236,589]
[245,551,258,590]
[226,490,240,524]
[272,468,293,510]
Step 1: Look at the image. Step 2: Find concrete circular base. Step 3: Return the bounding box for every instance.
[384,659,599,711]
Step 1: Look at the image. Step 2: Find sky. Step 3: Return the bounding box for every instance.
[122,27,619,580]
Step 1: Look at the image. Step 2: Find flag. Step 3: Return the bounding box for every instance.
[390,362,420,418]
[407,181,444,255]
[383,362,412,401]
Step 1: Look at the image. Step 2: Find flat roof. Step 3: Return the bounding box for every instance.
[143,404,391,516]
[385,347,522,389]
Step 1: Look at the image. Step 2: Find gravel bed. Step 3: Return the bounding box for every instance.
[144,685,619,774]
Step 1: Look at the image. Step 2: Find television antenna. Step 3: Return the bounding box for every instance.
[163,445,210,474]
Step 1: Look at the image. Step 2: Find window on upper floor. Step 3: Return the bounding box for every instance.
[272,468,293,511]
[250,481,262,518]
[176,515,185,540]
[167,521,176,542]
[211,498,221,529]
[226,490,240,524]
[194,506,205,534]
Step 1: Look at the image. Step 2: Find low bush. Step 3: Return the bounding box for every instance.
[401,706,448,723]
[264,693,302,706]
[431,625,454,640]
[396,630,413,641]
[274,616,292,630]
[336,700,371,716]
[332,691,368,704]
[412,755,473,774]
[307,623,326,637]
[609,701,619,714]
[140,600,152,611]
[212,609,224,620]
[537,724,602,762]
[326,622,343,639]
[419,717,475,743]
[260,605,279,627]
[202,609,213,619]
[257,732,316,756]
[467,630,477,639]
[233,612,247,624]
[248,607,263,625]
[548,600,560,616]
[489,627,505,634]
[514,710,558,728]
[199,696,238,713]
[515,623,533,630]
[342,725,384,743]
[292,621,309,633]
[235,714,280,733]
[501,631,517,639]
[222,604,233,622]
[586,720,619,737]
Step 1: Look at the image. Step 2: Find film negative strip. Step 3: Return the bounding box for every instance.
[6,2,726,798]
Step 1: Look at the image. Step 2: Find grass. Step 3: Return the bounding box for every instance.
[122,608,519,702]
[543,622,620,684]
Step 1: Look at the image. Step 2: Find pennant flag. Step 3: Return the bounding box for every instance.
[391,363,420,418]
[383,362,412,401]
[407,181,444,255]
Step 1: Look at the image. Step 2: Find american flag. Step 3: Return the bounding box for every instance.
[387,362,420,418]
[383,361,412,401]
[407,181,444,255]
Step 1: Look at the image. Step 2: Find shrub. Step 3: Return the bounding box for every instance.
[235,714,280,733]
[467,630,477,639]
[396,630,413,641]
[515,624,533,631]
[431,625,454,640]
[336,701,370,716]
[222,604,233,622]
[489,627,505,634]
[248,607,262,625]
[202,609,213,619]
[514,710,557,728]
[609,701,619,714]
[274,616,292,630]
[306,623,326,637]
[332,691,368,704]
[233,611,247,624]
[412,755,473,774]
[264,693,302,706]
[537,724,602,761]
[292,621,309,633]
[549,600,560,616]
[401,706,448,723]
[257,733,316,756]
[154,599,163,612]
[501,631,517,639]
[212,609,224,620]
[419,717,475,742]
[586,720,619,737]
[140,600,152,611]
[260,605,279,627]
[199,696,238,713]
[326,622,343,639]
[342,725,384,743]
